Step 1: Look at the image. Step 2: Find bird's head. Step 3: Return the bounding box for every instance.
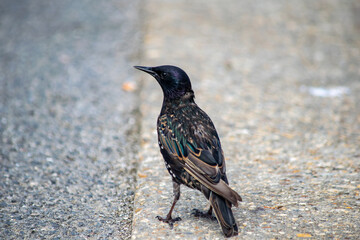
[134,65,193,100]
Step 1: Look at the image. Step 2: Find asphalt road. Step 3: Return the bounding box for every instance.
[0,0,142,239]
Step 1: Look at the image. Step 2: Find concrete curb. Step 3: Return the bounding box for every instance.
[132,0,360,239]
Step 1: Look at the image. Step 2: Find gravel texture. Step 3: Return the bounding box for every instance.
[0,0,142,239]
[132,0,360,239]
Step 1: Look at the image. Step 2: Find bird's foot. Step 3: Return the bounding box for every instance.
[156,216,182,228]
[191,209,217,221]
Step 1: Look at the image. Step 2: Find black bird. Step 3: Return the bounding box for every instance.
[134,65,242,237]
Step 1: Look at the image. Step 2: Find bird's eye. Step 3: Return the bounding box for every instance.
[162,73,167,77]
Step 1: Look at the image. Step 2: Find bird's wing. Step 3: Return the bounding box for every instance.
[184,144,242,207]
[158,114,242,206]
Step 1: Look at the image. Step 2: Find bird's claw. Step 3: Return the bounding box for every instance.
[156,216,182,228]
[191,209,217,221]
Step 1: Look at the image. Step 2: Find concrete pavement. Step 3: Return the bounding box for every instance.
[132,0,360,239]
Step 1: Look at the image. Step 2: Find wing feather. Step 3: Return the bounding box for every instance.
[158,112,242,206]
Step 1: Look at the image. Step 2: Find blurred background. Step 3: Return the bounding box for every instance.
[1,0,359,239]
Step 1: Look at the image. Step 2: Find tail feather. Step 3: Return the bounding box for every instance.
[209,191,238,237]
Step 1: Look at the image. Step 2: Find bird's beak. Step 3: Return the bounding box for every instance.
[134,66,157,77]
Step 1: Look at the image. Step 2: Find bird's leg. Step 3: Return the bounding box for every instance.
[192,206,217,221]
[156,181,182,228]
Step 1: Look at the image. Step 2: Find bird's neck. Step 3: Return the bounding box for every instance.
[161,90,195,113]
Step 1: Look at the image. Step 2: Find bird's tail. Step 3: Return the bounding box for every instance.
[209,191,238,238]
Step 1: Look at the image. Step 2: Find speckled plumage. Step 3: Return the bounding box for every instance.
[134,65,242,237]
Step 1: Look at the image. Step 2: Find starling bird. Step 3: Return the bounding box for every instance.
[134,65,242,237]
